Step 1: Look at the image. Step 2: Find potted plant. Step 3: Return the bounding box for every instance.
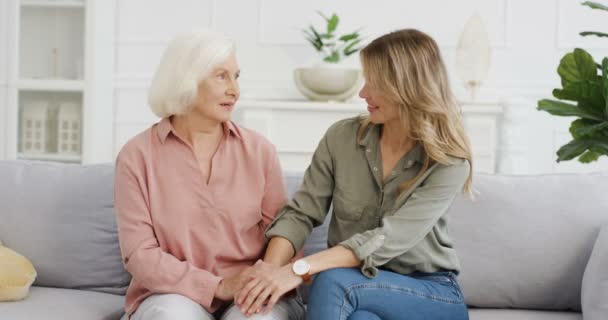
[294,12,365,102]
[537,1,608,163]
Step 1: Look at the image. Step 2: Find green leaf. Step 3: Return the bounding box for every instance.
[578,150,602,163]
[304,37,323,51]
[308,26,322,40]
[323,51,340,63]
[569,119,608,138]
[558,49,597,87]
[339,32,359,42]
[552,81,602,103]
[307,26,324,48]
[603,58,608,118]
[327,14,339,33]
[580,31,608,38]
[582,1,608,11]
[588,139,608,154]
[557,138,608,162]
[316,11,330,21]
[556,139,592,161]
[537,99,604,121]
[343,38,362,56]
[575,48,598,81]
[552,80,606,116]
[570,119,588,139]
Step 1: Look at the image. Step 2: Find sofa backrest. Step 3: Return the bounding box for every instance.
[450,173,608,312]
[287,171,608,311]
[2,161,605,311]
[0,161,130,295]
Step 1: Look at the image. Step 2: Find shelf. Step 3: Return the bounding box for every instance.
[21,1,85,8]
[238,99,367,112]
[20,5,85,80]
[17,79,84,91]
[17,152,81,163]
[237,99,504,114]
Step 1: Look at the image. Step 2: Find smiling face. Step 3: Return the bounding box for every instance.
[190,52,240,123]
[359,81,400,125]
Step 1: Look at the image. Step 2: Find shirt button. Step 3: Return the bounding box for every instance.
[407,160,413,166]
[366,148,371,153]
[379,235,386,240]
[373,167,378,172]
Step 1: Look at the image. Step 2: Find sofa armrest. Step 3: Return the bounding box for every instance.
[582,224,608,320]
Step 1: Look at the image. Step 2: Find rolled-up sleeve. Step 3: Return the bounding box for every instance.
[114,153,221,309]
[265,132,335,253]
[339,160,470,278]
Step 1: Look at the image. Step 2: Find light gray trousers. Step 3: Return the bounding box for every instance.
[121,293,305,320]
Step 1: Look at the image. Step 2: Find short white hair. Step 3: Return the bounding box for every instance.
[148,30,235,118]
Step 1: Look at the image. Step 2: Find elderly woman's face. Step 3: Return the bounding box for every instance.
[193,52,240,122]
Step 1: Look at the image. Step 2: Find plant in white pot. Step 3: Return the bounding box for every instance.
[294,12,364,102]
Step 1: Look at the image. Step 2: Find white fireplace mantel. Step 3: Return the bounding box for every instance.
[234,99,504,173]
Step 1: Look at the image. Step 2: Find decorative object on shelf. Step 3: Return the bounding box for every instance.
[294,12,364,102]
[57,102,81,155]
[537,1,608,164]
[20,100,50,154]
[455,13,492,102]
[3,0,115,164]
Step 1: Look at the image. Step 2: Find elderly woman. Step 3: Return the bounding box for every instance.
[114,30,304,320]
[236,29,472,320]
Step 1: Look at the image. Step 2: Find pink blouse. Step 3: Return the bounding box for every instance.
[114,117,287,315]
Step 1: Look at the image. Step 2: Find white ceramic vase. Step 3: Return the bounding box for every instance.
[293,63,363,102]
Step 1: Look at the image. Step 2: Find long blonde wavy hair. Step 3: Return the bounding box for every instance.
[357,29,473,194]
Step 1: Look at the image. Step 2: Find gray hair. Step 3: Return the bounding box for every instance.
[148,30,235,118]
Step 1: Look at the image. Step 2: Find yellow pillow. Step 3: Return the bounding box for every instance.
[0,241,37,301]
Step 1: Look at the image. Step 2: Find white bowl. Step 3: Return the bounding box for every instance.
[294,67,363,102]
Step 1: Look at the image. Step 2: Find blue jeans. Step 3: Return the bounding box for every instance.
[307,268,469,320]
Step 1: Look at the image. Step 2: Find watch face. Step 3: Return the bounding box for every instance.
[293,260,310,275]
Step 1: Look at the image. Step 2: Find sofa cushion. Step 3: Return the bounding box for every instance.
[581,224,608,320]
[468,308,582,320]
[450,173,608,311]
[0,161,130,295]
[0,286,124,320]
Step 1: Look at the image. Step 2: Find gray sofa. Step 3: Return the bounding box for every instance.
[0,160,606,319]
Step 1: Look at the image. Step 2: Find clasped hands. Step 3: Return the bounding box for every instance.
[216,260,302,317]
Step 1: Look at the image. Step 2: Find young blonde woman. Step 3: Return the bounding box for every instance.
[114,30,304,320]
[235,29,472,320]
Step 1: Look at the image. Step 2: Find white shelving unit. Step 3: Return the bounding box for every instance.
[235,99,504,173]
[1,0,115,164]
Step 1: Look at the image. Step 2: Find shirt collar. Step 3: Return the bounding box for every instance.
[401,143,424,169]
[357,122,425,168]
[157,117,242,144]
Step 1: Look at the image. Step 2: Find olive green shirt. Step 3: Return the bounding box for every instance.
[266,117,470,278]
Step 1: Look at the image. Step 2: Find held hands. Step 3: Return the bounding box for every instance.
[214,260,274,301]
[234,262,302,316]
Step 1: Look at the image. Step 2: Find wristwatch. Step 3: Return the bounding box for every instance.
[292,259,312,284]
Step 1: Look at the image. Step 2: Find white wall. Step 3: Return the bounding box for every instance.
[111,0,608,173]
[0,0,9,160]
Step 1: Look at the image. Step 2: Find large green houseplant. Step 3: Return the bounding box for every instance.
[537,1,608,163]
